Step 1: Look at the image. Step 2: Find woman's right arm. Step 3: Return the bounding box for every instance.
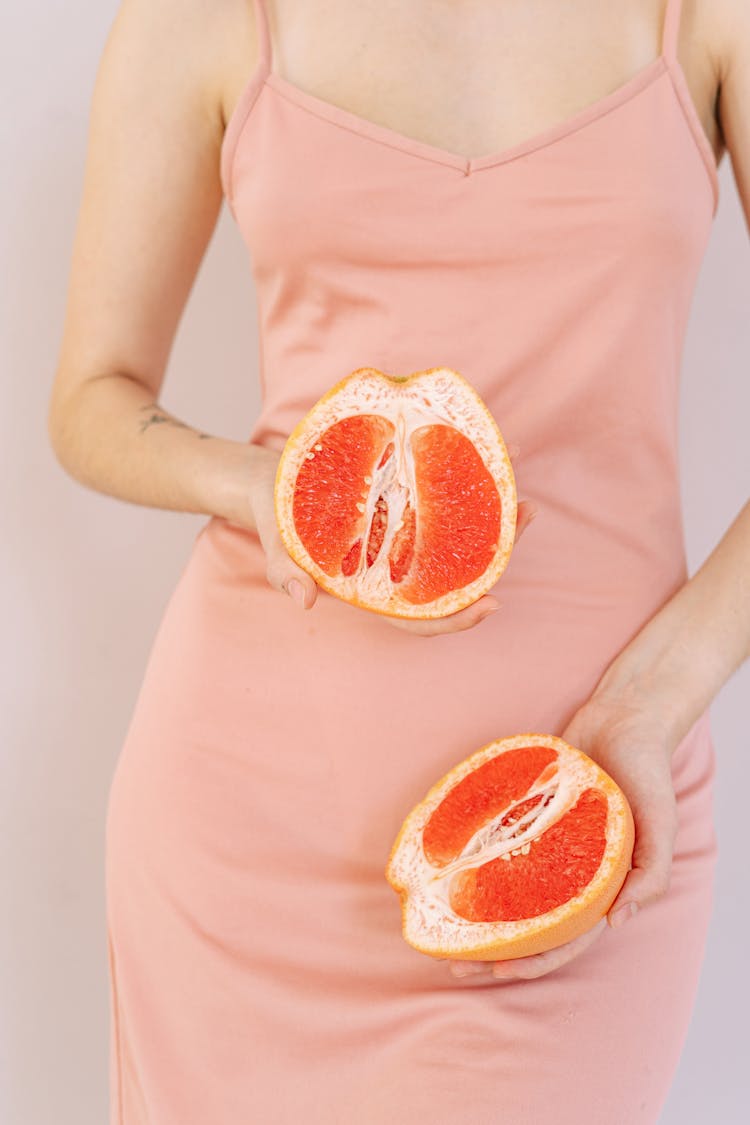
[47,0,265,534]
[49,0,530,629]
[47,0,324,606]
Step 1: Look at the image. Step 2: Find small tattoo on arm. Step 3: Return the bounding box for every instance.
[137,402,212,439]
[137,412,187,434]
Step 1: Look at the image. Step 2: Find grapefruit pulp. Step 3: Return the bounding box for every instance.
[274,366,517,618]
[385,734,635,961]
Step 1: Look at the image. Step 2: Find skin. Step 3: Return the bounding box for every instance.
[48,1,749,983]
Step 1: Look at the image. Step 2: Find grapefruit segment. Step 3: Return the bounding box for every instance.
[388,502,416,584]
[449,788,608,923]
[399,424,503,605]
[291,414,394,577]
[422,745,557,867]
[366,497,389,568]
[385,734,635,961]
[340,538,363,577]
[275,366,517,618]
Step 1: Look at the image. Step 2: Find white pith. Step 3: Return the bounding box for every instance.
[385,735,631,955]
[274,367,517,617]
[344,418,411,598]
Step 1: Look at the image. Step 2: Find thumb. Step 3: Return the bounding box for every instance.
[262,527,318,609]
[608,789,677,927]
[249,468,319,609]
[282,569,318,609]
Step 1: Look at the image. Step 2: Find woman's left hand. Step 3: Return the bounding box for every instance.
[447,691,680,982]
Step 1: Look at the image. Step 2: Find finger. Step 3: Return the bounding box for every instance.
[449,960,491,978]
[266,548,319,608]
[252,496,319,608]
[513,501,538,544]
[506,441,521,461]
[608,791,678,923]
[490,918,607,980]
[385,595,500,635]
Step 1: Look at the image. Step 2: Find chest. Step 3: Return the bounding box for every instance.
[253,0,711,162]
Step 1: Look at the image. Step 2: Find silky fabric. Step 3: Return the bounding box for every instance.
[105,0,720,1120]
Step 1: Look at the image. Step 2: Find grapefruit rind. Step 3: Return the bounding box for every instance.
[384,734,635,961]
[274,366,517,619]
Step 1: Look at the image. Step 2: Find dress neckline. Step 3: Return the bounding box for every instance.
[264,55,669,177]
[222,0,718,210]
[222,40,719,217]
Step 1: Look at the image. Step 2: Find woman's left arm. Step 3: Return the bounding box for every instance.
[449,2,750,983]
[594,498,750,753]
[449,500,750,982]
[558,494,750,917]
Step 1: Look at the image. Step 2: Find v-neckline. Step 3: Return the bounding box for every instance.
[263,55,670,176]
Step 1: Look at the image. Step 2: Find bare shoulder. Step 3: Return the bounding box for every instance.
[696,0,750,216]
[694,0,750,78]
[106,0,253,131]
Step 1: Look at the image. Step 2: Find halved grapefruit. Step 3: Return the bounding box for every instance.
[274,366,517,618]
[385,734,634,961]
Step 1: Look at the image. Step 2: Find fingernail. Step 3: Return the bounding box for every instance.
[611,902,638,928]
[450,962,484,977]
[527,508,539,522]
[287,579,306,606]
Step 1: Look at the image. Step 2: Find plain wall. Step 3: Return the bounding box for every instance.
[2,3,749,1122]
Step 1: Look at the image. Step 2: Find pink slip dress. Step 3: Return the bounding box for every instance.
[105,0,720,1120]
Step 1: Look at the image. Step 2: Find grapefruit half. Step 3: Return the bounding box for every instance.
[385,734,635,961]
[274,366,517,618]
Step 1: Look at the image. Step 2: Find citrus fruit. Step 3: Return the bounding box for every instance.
[385,734,635,961]
[274,366,517,618]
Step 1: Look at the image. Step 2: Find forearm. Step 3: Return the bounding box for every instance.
[48,371,263,531]
[594,499,750,745]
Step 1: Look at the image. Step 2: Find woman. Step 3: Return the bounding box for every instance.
[48,0,749,1121]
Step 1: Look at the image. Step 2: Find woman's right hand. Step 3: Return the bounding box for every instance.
[245,443,536,630]
[242,444,320,610]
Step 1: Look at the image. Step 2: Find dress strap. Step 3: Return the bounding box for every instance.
[661,0,683,61]
[253,0,273,72]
